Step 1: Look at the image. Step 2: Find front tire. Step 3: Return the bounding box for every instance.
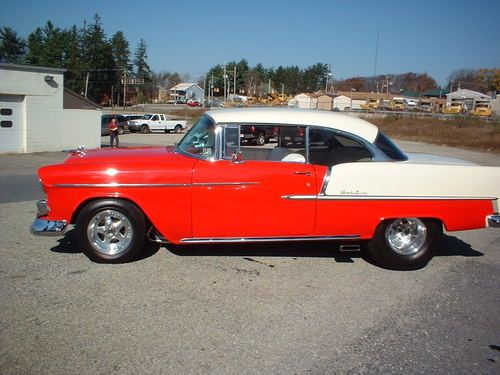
[366,218,442,270]
[140,124,150,133]
[75,199,146,263]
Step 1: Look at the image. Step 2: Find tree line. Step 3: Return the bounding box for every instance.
[0,15,153,103]
[1,18,499,103]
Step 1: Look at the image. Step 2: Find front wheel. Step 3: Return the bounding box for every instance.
[74,199,146,263]
[365,218,442,270]
[140,124,150,133]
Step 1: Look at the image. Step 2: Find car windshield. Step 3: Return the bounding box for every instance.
[176,115,216,159]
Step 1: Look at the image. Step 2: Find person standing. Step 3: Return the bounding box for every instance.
[108,118,119,148]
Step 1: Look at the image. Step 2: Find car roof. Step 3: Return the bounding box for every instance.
[205,108,379,143]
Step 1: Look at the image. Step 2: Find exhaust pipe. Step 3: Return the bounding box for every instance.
[339,244,361,252]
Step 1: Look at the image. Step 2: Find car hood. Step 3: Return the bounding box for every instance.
[405,152,477,166]
[63,146,180,165]
[39,146,196,187]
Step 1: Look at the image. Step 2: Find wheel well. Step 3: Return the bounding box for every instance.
[71,197,147,225]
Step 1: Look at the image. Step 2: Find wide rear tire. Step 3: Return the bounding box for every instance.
[75,199,146,263]
[366,218,442,270]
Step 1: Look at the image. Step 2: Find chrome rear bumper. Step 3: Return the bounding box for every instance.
[487,215,500,228]
[30,199,67,236]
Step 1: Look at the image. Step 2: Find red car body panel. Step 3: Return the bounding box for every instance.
[37,145,496,245]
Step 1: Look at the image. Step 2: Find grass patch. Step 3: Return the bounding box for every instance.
[369,116,500,154]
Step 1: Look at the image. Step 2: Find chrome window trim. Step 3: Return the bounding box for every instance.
[319,168,332,195]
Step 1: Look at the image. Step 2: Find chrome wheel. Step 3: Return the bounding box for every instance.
[385,218,426,255]
[87,209,133,256]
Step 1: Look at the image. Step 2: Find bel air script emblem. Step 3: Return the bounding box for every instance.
[341,189,368,195]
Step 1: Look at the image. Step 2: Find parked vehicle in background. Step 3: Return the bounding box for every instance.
[471,102,492,117]
[187,100,202,107]
[101,114,128,136]
[361,98,380,111]
[388,97,406,111]
[417,99,437,113]
[240,125,277,145]
[123,114,145,124]
[442,102,466,114]
[127,113,188,133]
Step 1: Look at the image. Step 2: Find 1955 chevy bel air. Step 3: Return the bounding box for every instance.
[31,108,500,270]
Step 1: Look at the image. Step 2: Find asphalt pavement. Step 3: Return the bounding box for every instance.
[0,134,499,375]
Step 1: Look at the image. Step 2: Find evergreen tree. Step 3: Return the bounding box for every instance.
[81,14,116,102]
[41,21,66,67]
[63,25,85,93]
[133,38,151,102]
[0,26,26,63]
[25,27,44,65]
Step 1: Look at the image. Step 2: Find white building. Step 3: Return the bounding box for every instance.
[446,88,491,111]
[0,63,101,153]
[333,95,365,111]
[169,83,204,103]
[294,93,318,109]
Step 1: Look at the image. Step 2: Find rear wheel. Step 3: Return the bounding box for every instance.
[75,199,146,263]
[366,218,441,270]
[174,125,183,133]
[118,127,124,135]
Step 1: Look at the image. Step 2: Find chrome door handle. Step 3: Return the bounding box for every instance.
[293,171,312,176]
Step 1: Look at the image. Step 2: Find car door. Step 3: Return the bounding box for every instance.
[191,125,317,239]
[149,115,161,131]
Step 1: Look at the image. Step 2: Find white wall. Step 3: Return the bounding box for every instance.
[0,64,101,153]
[61,109,101,149]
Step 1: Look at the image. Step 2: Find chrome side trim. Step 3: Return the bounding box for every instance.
[53,182,259,188]
[180,235,359,244]
[487,215,500,228]
[282,194,497,201]
[30,218,67,236]
[54,183,191,188]
[192,182,259,187]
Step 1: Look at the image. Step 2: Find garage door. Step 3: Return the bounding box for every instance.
[0,95,24,153]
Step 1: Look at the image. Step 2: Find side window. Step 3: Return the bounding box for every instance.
[309,128,372,166]
[223,125,240,158]
[151,115,159,121]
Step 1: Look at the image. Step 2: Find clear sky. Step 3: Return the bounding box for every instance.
[1,0,499,85]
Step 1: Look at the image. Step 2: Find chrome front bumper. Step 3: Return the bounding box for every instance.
[30,199,67,236]
[31,218,67,236]
[487,215,500,228]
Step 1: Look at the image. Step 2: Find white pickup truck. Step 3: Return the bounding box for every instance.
[128,114,188,133]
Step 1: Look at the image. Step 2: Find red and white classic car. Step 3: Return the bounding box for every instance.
[31,108,500,269]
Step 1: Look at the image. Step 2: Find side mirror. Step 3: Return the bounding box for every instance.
[231,151,243,163]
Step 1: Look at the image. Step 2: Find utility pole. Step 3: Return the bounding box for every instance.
[233,66,237,102]
[123,70,127,110]
[223,63,227,103]
[84,72,89,98]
